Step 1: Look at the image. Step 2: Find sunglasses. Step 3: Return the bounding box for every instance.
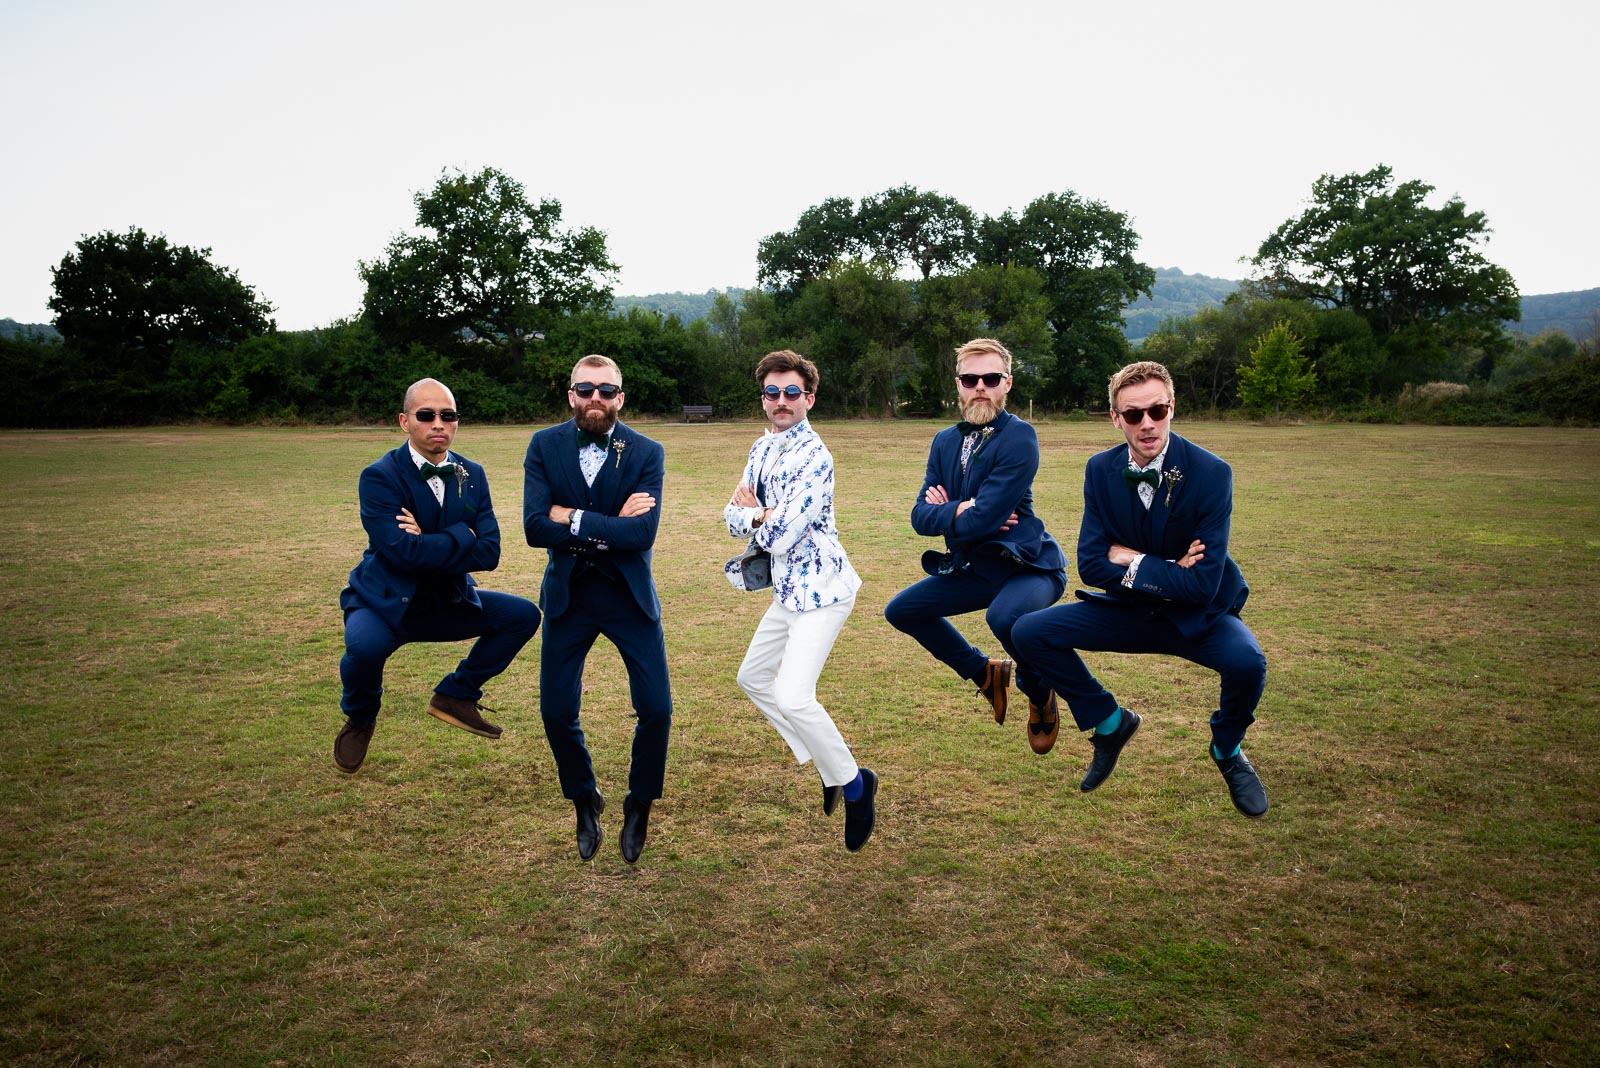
[572,382,621,399]
[956,372,1010,389]
[408,408,459,423]
[1117,402,1172,425]
[761,385,812,400]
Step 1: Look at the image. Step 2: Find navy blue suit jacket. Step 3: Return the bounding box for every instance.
[522,418,664,622]
[910,410,1067,574]
[1076,431,1248,639]
[340,445,501,628]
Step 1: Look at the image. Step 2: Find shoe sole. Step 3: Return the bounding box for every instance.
[1081,713,1140,792]
[989,661,1012,723]
[334,758,362,774]
[427,705,501,739]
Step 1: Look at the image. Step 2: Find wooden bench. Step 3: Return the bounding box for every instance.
[682,405,713,423]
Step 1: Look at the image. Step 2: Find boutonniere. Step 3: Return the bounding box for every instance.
[970,424,997,458]
[612,438,626,469]
[1162,467,1183,507]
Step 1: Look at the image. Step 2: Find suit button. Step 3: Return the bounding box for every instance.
[401,597,410,603]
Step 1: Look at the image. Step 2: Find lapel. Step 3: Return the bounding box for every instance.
[395,446,442,532]
[555,420,590,505]
[601,422,634,506]
[1149,434,1187,551]
[959,411,1008,497]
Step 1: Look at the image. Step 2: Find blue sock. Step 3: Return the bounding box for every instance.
[1094,707,1123,735]
[841,770,864,803]
[1212,741,1241,759]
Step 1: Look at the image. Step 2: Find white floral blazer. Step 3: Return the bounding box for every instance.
[724,419,861,611]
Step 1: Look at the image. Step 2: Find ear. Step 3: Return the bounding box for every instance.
[615,391,626,411]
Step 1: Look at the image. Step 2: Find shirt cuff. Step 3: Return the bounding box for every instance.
[569,509,584,536]
[1121,553,1146,588]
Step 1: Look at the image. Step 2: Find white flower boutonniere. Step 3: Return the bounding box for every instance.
[1162,467,1183,507]
[612,438,627,469]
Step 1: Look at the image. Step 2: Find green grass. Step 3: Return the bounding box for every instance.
[1,420,1597,1066]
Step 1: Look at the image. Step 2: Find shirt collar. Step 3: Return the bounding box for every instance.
[409,444,453,471]
[1128,444,1167,474]
[766,417,812,445]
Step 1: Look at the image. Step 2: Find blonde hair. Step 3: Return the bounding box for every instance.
[954,337,1012,374]
[1107,361,1174,410]
[571,354,622,387]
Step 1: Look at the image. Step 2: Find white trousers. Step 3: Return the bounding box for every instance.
[736,594,858,787]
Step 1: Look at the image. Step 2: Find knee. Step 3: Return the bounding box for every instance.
[1011,612,1043,657]
[736,661,769,697]
[883,592,914,632]
[986,603,1025,644]
[1225,645,1267,685]
[511,599,542,638]
[343,628,392,668]
[773,688,816,723]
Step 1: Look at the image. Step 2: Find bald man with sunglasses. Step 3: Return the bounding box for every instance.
[334,378,542,774]
[1012,361,1269,818]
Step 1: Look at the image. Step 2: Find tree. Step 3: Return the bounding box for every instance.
[856,185,977,280]
[1238,320,1316,418]
[755,197,862,291]
[1250,164,1520,388]
[977,192,1155,407]
[360,167,616,365]
[48,227,275,420]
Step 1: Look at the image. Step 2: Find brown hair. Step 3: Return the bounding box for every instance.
[1107,361,1175,410]
[955,337,1012,374]
[753,349,820,394]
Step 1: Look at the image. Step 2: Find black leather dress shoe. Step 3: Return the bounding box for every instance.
[574,790,605,861]
[844,768,877,852]
[1080,709,1141,792]
[821,778,843,817]
[1214,749,1269,818]
[620,794,652,864]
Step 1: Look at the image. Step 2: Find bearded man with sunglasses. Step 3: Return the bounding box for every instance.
[334,378,542,774]
[884,337,1068,755]
[523,355,672,863]
[724,350,876,851]
[1012,361,1269,818]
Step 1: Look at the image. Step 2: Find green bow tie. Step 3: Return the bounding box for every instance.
[1123,467,1161,490]
[956,421,987,437]
[421,461,458,481]
[576,429,610,450]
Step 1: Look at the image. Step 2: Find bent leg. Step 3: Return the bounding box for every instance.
[771,596,858,788]
[985,569,1067,703]
[432,590,542,701]
[1011,600,1148,730]
[739,601,814,765]
[883,572,998,681]
[1176,614,1267,756]
[340,606,403,723]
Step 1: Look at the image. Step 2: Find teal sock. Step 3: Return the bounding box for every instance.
[1094,707,1123,735]
[1212,742,1241,759]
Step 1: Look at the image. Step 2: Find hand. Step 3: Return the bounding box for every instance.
[998,511,1020,532]
[1176,540,1206,568]
[732,483,759,508]
[396,507,420,536]
[548,504,574,526]
[956,498,974,516]
[1108,542,1138,567]
[924,484,950,506]
[618,492,657,518]
[760,508,773,526]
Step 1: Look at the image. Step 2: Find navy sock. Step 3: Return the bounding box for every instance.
[841,770,864,803]
[1094,707,1123,735]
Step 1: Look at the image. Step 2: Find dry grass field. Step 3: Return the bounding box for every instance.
[1,419,1596,1066]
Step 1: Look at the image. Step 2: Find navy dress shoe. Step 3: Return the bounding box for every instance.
[574,789,605,861]
[1080,709,1141,792]
[1214,749,1269,818]
[821,777,843,817]
[620,794,652,864]
[844,768,878,852]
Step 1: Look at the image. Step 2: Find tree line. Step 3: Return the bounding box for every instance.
[4,164,1594,427]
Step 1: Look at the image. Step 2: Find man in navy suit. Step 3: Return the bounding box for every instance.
[884,338,1068,754]
[524,355,671,863]
[1012,360,1269,817]
[335,378,542,774]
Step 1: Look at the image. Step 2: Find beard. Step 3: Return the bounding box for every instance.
[576,403,618,434]
[959,395,1004,426]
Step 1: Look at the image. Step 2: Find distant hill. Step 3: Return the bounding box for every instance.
[1122,267,1240,340]
[612,289,746,323]
[0,318,60,341]
[1508,288,1600,341]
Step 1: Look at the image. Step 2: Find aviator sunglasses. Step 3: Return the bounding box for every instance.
[408,408,459,423]
[955,372,1010,389]
[572,382,621,399]
[761,384,812,400]
[1117,402,1172,425]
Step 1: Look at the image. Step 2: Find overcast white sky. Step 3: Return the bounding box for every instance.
[3,0,1595,330]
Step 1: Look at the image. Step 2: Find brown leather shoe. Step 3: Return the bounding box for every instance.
[1027,691,1060,755]
[334,719,375,773]
[427,694,503,739]
[976,659,1012,723]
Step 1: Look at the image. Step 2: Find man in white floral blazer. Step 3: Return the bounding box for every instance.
[725,350,876,851]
